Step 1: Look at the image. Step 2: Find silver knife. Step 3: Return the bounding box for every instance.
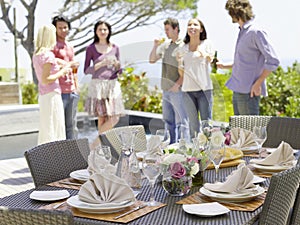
[58,181,82,186]
[114,204,147,219]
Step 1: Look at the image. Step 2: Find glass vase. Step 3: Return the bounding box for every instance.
[162,171,192,196]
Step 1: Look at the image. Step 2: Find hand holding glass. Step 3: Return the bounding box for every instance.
[141,153,161,206]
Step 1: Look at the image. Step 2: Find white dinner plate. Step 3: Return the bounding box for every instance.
[183,202,230,217]
[69,169,90,182]
[30,190,70,201]
[240,145,259,153]
[266,148,298,154]
[66,195,135,214]
[252,175,266,184]
[199,185,265,203]
[250,161,296,172]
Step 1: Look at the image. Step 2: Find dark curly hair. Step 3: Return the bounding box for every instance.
[225,0,255,22]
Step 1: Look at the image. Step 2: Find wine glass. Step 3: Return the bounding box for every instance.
[207,142,226,183]
[95,145,112,164]
[141,153,161,206]
[252,126,267,158]
[156,129,170,151]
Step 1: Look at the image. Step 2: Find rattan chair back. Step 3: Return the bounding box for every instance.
[0,207,74,225]
[288,180,300,225]
[99,125,147,164]
[259,165,300,225]
[24,138,90,187]
[229,116,300,148]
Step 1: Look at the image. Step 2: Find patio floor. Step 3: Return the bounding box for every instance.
[0,157,34,198]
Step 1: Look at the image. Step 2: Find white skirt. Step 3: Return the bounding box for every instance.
[38,91,66,145]
[86,79,125,117]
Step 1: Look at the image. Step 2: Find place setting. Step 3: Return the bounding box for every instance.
[43,142,167,223]
[249,141,297,174]
[229,127,262,155]
[178,163,266,213]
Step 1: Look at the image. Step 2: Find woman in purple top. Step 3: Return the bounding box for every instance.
[84,21,125,135]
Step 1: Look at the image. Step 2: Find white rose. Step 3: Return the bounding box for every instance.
[162,153,186,165]
[190,162,199,177]
[210,130,226,146]
[197,133,208,145]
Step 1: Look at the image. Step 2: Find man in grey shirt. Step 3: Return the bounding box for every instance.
[149,18,189,143]
[218,0,280,115]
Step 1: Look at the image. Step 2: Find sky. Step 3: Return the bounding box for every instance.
[1,0,300,81]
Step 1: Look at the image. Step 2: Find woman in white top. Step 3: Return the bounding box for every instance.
[177,18,215,137]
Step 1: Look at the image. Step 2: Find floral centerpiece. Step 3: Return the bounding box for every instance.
[160,153,199,196]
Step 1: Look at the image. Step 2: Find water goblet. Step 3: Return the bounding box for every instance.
[95,145,112,164]
[207,142,226,183]
[252,126,267,158]
[156,129,170,151]
[141,153,161,206]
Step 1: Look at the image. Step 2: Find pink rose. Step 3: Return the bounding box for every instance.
[187,157,198,163]
[170,162,186,178]
[224,131,231,145]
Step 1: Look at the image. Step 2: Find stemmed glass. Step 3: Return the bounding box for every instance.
[141,153,161,206]
[207,142,226,183]
[155,129,170,152]
[252,126,267,158]
[95,145,112,162]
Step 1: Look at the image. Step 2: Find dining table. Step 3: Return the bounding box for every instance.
[0,155,272,225]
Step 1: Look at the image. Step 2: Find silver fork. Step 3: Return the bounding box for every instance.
[53,201,66,209]
[193,195,248,209]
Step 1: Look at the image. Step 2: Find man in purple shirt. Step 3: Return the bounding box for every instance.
[218,0,280,115]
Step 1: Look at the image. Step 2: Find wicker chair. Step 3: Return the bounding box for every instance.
[24,138,90,187]
[256,165,300,225]
[229,116,300,148]
[99,125,147,164]
[0,207,74,225]
[288,185,300,225]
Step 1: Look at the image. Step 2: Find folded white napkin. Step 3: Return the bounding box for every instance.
[147,135,162,154]
[204,163,256,193]
[78,173,135,204]
[250,141,295,166]
[230,128,256,148]
[87,150,116,175]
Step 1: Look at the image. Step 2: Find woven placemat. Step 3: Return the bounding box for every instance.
[206,159,245,170]
[41,200,166,223]
[47,178,83,190]
[243,150,268,158]
[176,192,265,212]
[248,165,273,178]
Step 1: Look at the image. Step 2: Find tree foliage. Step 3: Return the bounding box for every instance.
[0,0,197,82]
[260,61,300,117]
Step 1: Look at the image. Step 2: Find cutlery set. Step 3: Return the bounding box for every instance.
[114,204,147,219]
[193,195,248,209]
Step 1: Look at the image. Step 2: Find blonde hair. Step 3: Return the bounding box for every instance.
[34,25,56,55]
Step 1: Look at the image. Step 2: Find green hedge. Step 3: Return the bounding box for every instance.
[20,62,300,120]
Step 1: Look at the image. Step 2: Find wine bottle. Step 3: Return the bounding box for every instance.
[211,51,218,73]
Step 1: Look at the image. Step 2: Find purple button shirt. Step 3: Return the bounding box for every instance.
[226,20,280,96]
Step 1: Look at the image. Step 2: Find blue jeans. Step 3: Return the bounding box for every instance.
[162,91,190,144]
[233,92,260,115]
[185,90,213,138]
[61,92,79,139]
